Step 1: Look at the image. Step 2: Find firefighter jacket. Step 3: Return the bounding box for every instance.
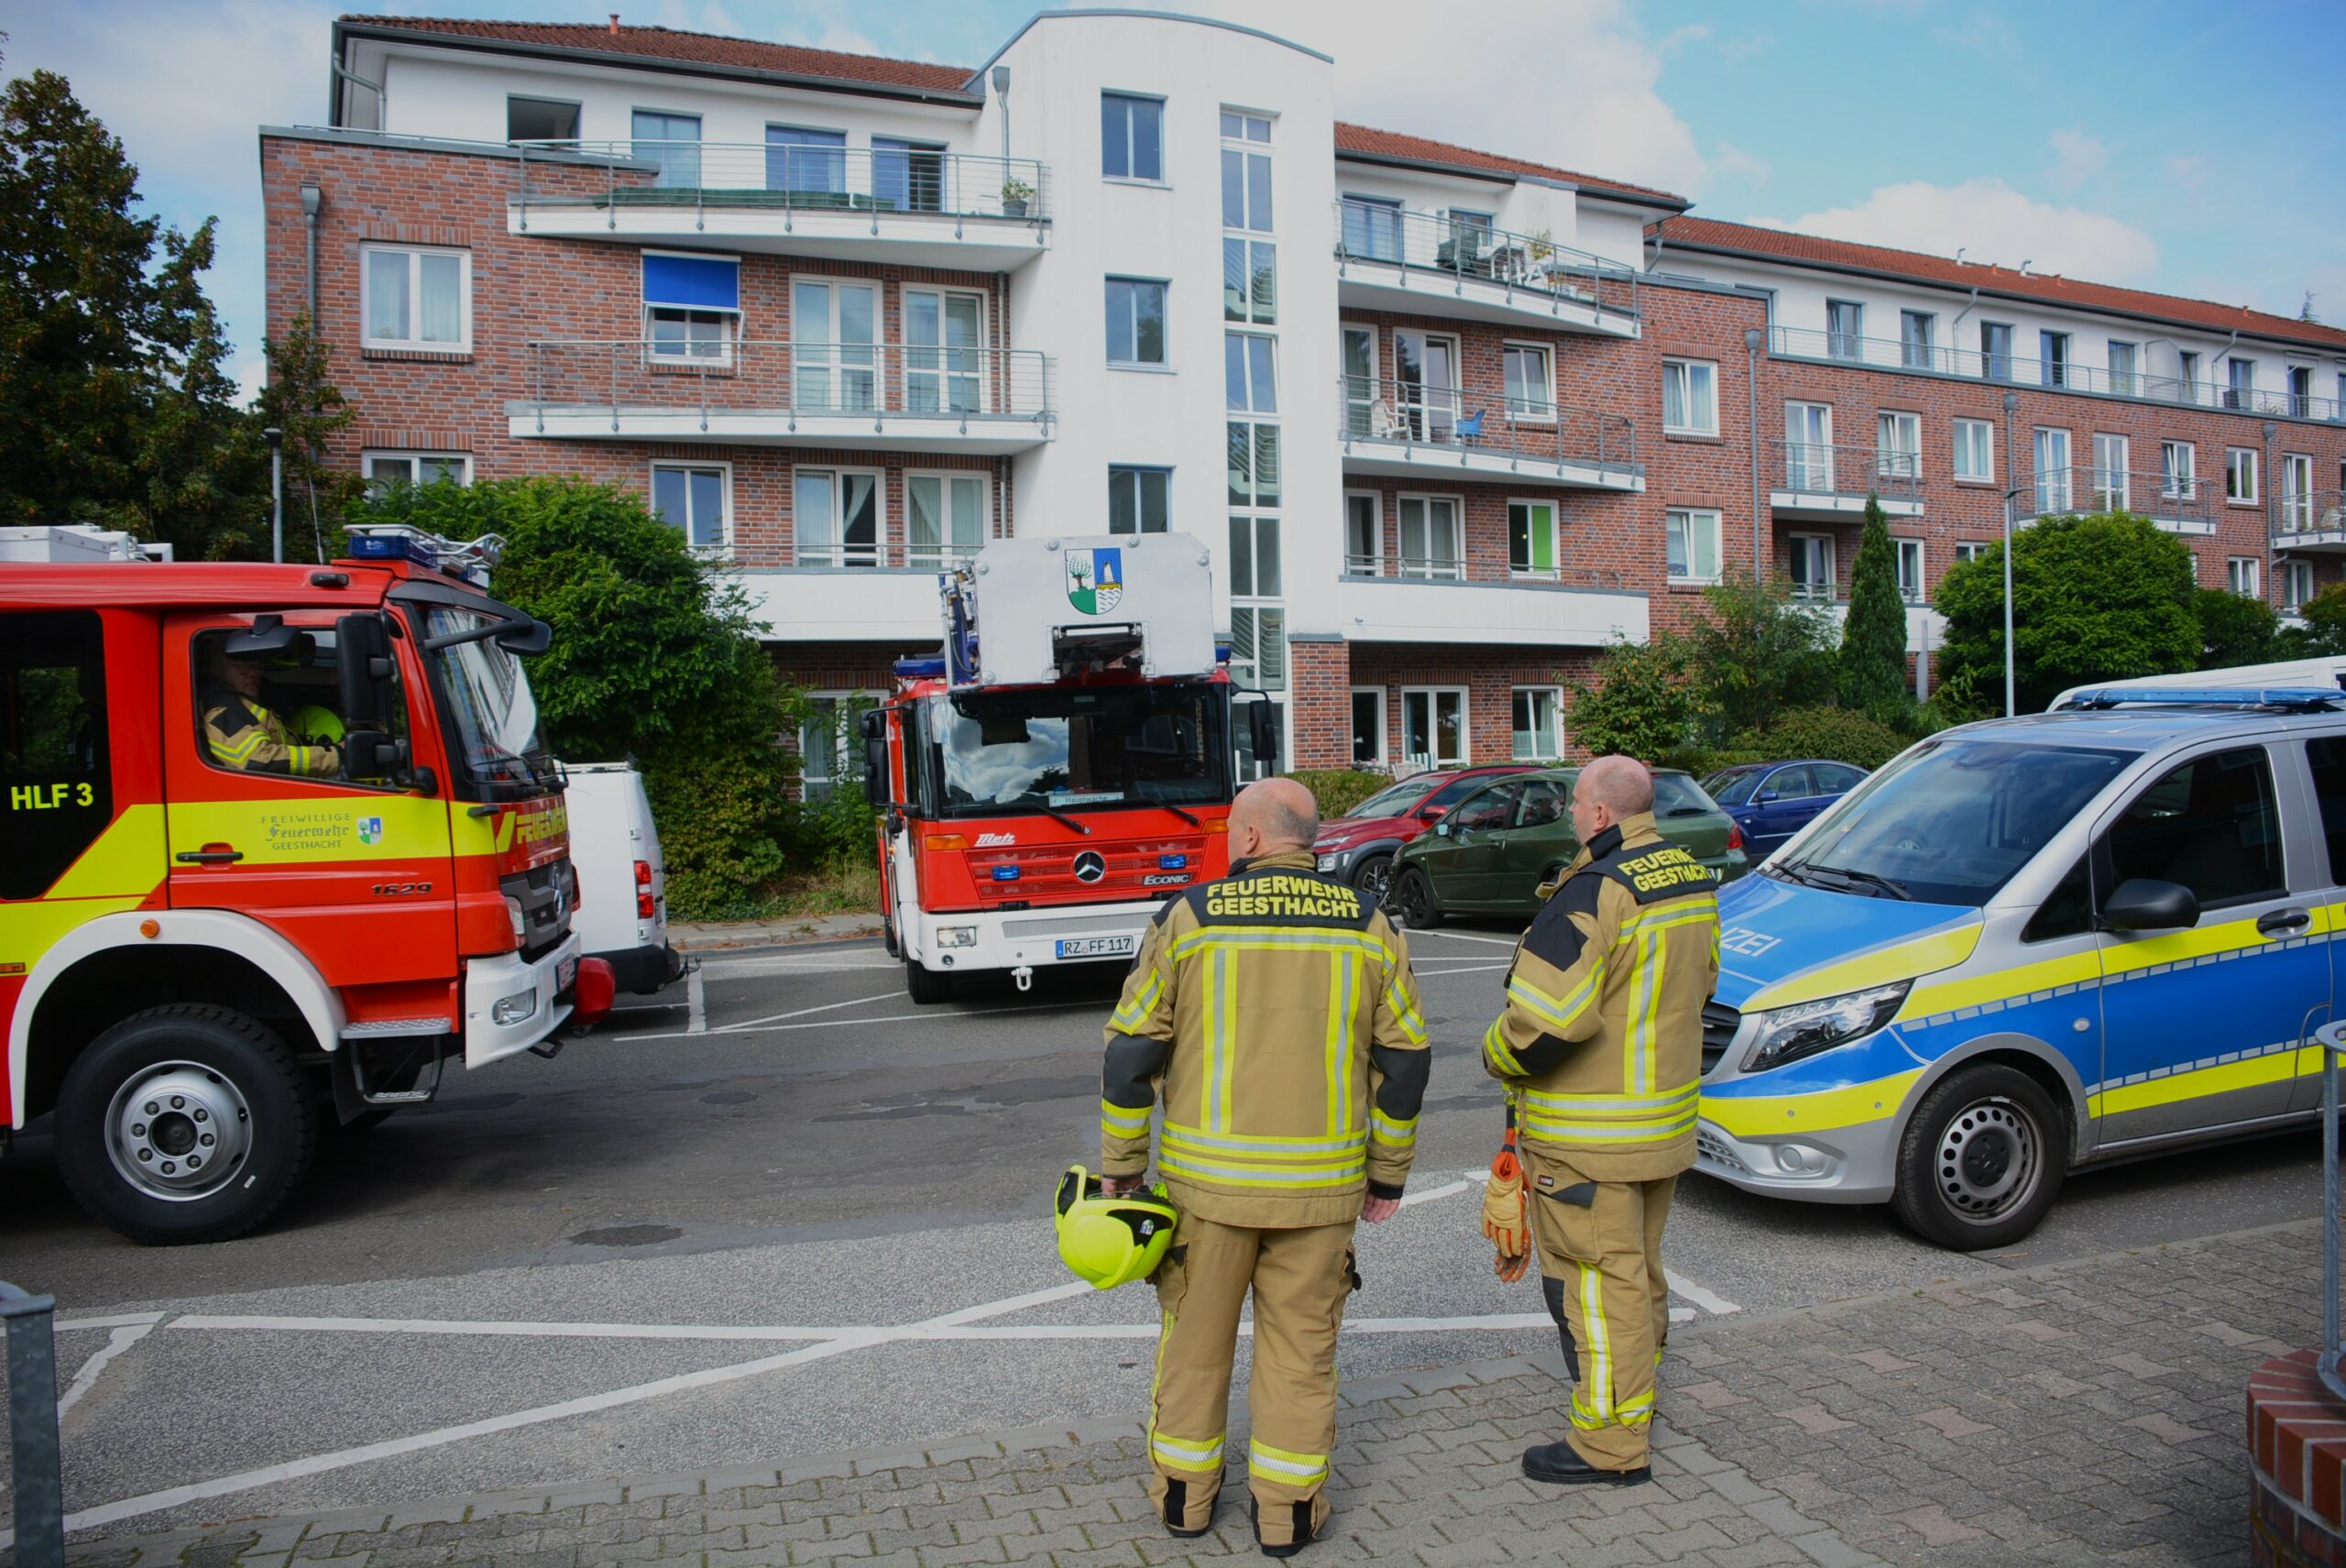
[1482,814,1721,1182]
[1102,850,1431,1228]
[201,688,340,779]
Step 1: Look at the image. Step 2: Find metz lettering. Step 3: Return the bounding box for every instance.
[10,782,94,811]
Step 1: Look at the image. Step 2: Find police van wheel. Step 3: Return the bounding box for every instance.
[1890,1064,2066,1251]
[1393,868,1444,929]
[54,1005,315,1245]
[904,959,955,1005]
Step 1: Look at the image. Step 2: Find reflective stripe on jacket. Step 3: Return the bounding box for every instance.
[202,690,340,779]
[1482,814,1721,1181]
[1102,850,1430,1226]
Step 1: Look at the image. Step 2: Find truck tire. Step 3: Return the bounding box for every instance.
[1392,867,1444,929]
[53,1005,316,1245]
[904,958,955,1005]
[1889,1063,2066,1252]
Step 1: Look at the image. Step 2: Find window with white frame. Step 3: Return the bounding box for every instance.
[2162,440,2198,499]
[1953,417,1994,481]
[641,252,739,363]
[1340,193,1401,263]
[1901,310,1935,369]
[1979,321,2014,381]
[2107,340,2139,396]
[1397,495,1461,579]
[1224,332,1277,413]
[363,245,469,351]
[1893,537,1924,603]
[2178,349,2201,393]
[1788,533,1835,600]
[1224,236,1277,323]
[905,473,986,567]
[903,288,984,414]
[1101,92,1164,181]
[1666,508,1722,584]
[2040,330,2070,388]
[1105,277,1168,367]
[2228,557,2262,598]
[2228,356,2257,409]
[1227,419,1280,507]
[2228,446,2260,503]
[1227,514,1285,693]
[1227,513,1283,600]
[1662,358,1717,435]
[1109,466,1170,534]
[1511,687,1562,761]
[1400,688,1468,770]
[1955,542,1990,565]
[2034,427,2073,513]
[1220,109,1272,232]
[1784,401,1833,488]
[1343,491,1381,575]
[799,691,879,801]
[794,466,880,566]
[2092,433,2129,510]
[1508,499,1559,578]
[1350,688,1385,767]
[652,463,729,550]
[363,451,469,494]
[1503,345,1554,422]
[2283,453,2315,531]
[1825,299,1863,359]
[2289,366,2316,416]
[2283,560,2315,612]
[1877,411,1921,480]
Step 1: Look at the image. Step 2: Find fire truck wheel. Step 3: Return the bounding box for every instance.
[904,958,955,1005]
[54,1005,316,1245]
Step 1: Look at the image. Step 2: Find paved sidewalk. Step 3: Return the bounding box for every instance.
[671,914,881,951]
[19,1220,2314,1568]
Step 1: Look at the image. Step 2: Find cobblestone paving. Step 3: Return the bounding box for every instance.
[16,1220,2313,1568]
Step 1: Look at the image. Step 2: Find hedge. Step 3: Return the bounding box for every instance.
[1286,769,1393,821]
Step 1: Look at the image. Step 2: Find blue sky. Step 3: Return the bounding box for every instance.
[8,0,2341,400]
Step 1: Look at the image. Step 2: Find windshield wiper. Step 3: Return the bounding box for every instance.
[1805,864,1913,901]
[1158,803,1203,828]
[1021,799,1093,836]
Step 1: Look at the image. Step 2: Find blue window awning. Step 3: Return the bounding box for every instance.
[642,253,740,312]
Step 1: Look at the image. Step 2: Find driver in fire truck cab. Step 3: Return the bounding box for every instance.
[198,633,344,780]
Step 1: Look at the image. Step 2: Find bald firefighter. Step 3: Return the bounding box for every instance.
[1102,777,1429,1557]
[201,645,341,779]
[1482,755,1719,1486]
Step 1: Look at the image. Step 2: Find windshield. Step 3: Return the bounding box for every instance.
[1704,766,1763,806]
[1654,776,1716,818]
[1778,736,2138,906]
[931,681,1227,816]
[424,607,553,795]
[1345,774,1443,820]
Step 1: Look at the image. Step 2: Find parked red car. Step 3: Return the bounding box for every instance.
[1311,764,1544,905]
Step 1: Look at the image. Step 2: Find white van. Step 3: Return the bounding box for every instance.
[563,762,685,994]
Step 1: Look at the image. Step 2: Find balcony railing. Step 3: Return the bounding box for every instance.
[1332,201,1639,322]
[2276,490,2346,537]
[1770,324,2346,422]
[2018,466,2226,530]
[1768,440,1924,503]
[512,140,1050,225]
[1343,550,1625,589]
[790,542,984,570]
[1338,374,1638,477]
[520,340,1053,432]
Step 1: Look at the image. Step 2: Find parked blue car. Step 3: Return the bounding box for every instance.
[1700,759,1869,859]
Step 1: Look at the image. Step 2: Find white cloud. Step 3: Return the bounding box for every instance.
[1658,23,1712,54]
[2046,127,2106,193]
[1711,142,1771,184]
[2163,153,2211,196]
[1753,179,2161,284]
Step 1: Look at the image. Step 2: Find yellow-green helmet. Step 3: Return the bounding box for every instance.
[1054,1164,1178,1289]
[290,705,345,743]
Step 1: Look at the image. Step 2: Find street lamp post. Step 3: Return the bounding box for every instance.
[2001,390,2020,717]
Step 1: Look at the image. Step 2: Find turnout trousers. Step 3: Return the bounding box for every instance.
[1146,1213,1358,1546]
[1522,1145,1677,1471]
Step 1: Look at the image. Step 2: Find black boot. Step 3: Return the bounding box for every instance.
[1252,1498,1321,1559]
[1522,1439,1650,1486]
[1162,1475,1218,1539]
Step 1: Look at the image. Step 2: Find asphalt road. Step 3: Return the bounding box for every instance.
[0,927,2322,1541]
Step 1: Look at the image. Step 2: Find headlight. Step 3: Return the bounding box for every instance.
[1741,981,1910,1074]
[935,925,979,949]
[505,895,527,940]
[491,988,539,1025]
[1315,853,1338,872]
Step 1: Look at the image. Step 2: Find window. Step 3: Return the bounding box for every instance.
[641,252,740,363]
[1227,514,1283,598]
[2023,856,2095,945]
[645,307,732,362]
[0,611,113,900]
[1397,496,1461,579]
[1893,537,1924,603]
[766,125,846,195]
[1784,402,1833,489]
[1102,278,1168,367]
[799,692,877,802]
[2284,561,2316,611]
[1341,325,1377,437]
[652,464,729,550]
[2306,738,2346,883]
[1788,533,1835,600]
[903,288,983,415]
[2228,557,2262,598]
[2108,340,2139,396]
[1504,345,1554,422]
[1109,466,1170,534]
[2289,366,2316,418]
[794,468,879,566]
[1955,542,1990,565]
[362,245,469,351]
[1512,687,1562,761]
[1341,195,1402,262]
[2091,433,2129,511]
[790,279,879,411]
[1393,329,1460,442]
[2227,446,2260,504]
[2178,350,2201,395]
[906,473,986,567]
[1953,417,1994,480]
[1224,333,1277,412]
[872,136,946,213]
[2162,440,2198,499]
[1350,689,1386,767]
[1446,208,1495,273]
[2282,453,2315,531]
[363,451,470,493]
[1221,109,1272,142]
[2227,356,2257,410]
[1825,299,1863,360]
[1877,412,1921,480]
[1666,508,1722,584]
[1508,499,1559,578]
[1227,421,1280,507]
[1901,310,1935,369]
[2104,748,2283,910]
[2040,330,2070,388]
[1228,514,1286,694]
[630,109,701,187]
[507,96,579,142]
[1101,93,1164,181]
[1220,116,1272,232]
[2034,428,2073,513]
[1662,358,1717,435]
[1343,492,1380,575]
[1400,688,1468,770]
[191,623,411,790]
[1224,238,1277,323]
[1980,321,2013,382]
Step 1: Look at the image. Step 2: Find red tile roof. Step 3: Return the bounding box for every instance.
[340,16,976,95]
[1334,122,1688,210]
[1655,214,2346,353]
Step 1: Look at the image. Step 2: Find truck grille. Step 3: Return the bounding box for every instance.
[966,834,1210,906]
[1700,1001,1741,1079]
[502,862,574,959]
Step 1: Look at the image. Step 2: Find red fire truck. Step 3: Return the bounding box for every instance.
[1,525,613,1244]
[864,532,1279,1003]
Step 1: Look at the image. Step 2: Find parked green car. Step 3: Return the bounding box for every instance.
[1387,767,1748,927]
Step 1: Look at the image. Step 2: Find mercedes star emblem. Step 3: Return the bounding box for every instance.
[1072,850,1108,884]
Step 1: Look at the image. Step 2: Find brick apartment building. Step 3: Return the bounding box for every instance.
[262,11,2346,783]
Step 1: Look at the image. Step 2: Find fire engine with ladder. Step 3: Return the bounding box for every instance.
[0,524,614,1244]
[864,533,1279,1003]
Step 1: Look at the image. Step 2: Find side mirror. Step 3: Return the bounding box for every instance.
[335,613,396,729]
[341,729,409,780]
[1434,822,1453,838]
[1247,700,1281,772]
[860,708,887,741]
[1420,804,1449,821]
[2102,877,2199,932]
[1756,789,1781,804]
[495,618,554,656]
[862,736,890,808]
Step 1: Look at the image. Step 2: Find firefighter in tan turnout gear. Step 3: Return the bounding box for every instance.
[1101,777,1430,1558]
[1482,755,1720,1486]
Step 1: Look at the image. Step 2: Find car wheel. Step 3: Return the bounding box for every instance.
[1392,867,1444,929]
[53,1005,316,1245]
[904,958,954,1005]
[1889,1063,2066,1251]
[1352,853,1396,906]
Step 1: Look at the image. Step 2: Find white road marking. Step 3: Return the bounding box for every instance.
[169,1315,841,1343]
[1411,960,1507,975]
[1398,1178,1474,1208]
[698,954,902,980]
[610,999,1104,1045]
[685,964,708,1036]
[57,1321,158,1416]
[718,990,901,1032]
[52,1311,168,1333]
[1406,929,1521,947]
[1664,1271,1742,1317]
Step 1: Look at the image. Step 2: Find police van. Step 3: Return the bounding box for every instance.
[1697,687,2346,1249]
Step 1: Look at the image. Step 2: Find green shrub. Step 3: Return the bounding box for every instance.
[1563,637,1702,761]
[1659,744,1770,781]
[1287,769,1390,822]
[1730,705,1909,771]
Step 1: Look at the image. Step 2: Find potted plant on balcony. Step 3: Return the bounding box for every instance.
[1000,175,1035,218]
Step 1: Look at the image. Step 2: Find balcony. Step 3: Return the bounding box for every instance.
[510,342,1054,454]
[509,142,1050,270]
[1332,202,1639,336]
[1336,556,1645,650]
[1769,441,1924,521]
[2016,467,2224,534]
[739,562,967,643]
[2274,491,2346,554]
[1337,376,1641,490]
[1770,325,2346,423]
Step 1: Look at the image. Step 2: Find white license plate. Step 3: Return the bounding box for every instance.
[557,956,577,993]
[1058,936,1137,959]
